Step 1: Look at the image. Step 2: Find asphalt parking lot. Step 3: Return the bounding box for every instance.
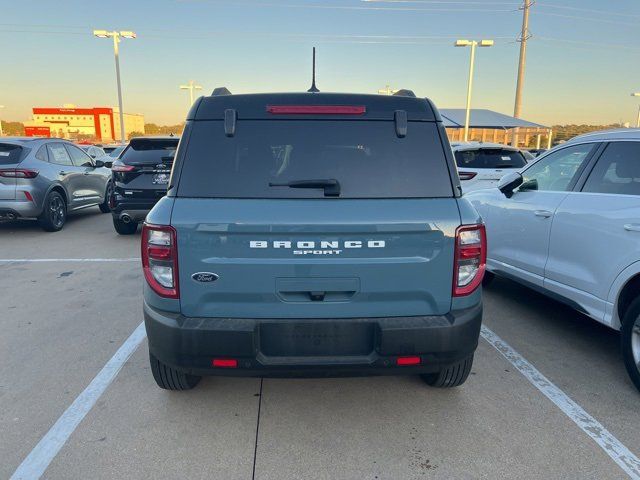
[1,208,639,480]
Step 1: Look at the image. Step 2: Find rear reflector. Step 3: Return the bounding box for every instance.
[396,356,421,366]
[22,191,34,202]
[266,105,366,115]
[212,358,238,368]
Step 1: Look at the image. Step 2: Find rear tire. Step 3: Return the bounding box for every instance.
[99,181,112,213]
[149,352,201,390]
[421,354,474,388]
[38,191,67,232]
[621,297,640,392]
[112,215,138,235]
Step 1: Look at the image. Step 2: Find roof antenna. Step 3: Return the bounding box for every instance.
[307,47,319,93]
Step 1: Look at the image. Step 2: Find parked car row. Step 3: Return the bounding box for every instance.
[0,136,179,234]
[465,129,640,392]
[1,89,638,393]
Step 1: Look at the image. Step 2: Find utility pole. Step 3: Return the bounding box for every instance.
[0,105,4,137]
[512,0,532,146]
[180,80,203,106]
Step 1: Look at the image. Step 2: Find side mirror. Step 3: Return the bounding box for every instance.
[498,171,523,198]
[94,159,105,168]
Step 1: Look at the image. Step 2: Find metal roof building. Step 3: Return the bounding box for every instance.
[440,108,552,148]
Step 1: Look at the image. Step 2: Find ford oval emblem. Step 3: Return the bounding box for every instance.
[191,272,219,283]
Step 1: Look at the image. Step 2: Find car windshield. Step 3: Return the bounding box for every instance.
[455,148,527,169]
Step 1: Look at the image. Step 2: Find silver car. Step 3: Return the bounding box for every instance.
[466,128,640,391]
[0,137,112,231]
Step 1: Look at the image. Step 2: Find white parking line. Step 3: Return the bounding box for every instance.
[481,325,640,480]
[10,322,147,480]
[0,258,139,263]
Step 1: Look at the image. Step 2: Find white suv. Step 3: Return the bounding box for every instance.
[466,129,640,392]
[452,142,528,193]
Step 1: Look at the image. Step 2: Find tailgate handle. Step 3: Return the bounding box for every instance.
[309,291,326,302]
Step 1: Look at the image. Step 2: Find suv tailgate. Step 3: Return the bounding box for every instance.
[173,198,459,318]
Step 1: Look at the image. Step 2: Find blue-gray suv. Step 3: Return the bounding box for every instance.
[0,137,112,231]
[142,89,486,390]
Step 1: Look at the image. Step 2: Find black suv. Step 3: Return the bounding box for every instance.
[108,136,179,234]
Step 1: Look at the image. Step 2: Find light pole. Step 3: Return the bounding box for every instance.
[455,39,493,142]
[93,30,136,144]
[180,80,203,106]
[378,85,398,96]
[632,93,640,128]
[0,105,4,137]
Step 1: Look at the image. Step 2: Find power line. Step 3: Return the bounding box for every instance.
[362,0,518,4]
[533,11,639,28]
[179,0,518,12]
[536,2,640,19]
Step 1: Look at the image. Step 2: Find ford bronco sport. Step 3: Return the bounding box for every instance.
[142,89,485,390]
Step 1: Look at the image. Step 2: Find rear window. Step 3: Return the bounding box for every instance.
[0,144,23,165]
[120,139,178,164]
[454,148,526,169]
[177,120,453,198]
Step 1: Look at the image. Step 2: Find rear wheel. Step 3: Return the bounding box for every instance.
[621,297,640,392]
[38,191,67,232]
[112,215,138,235]
[421,354,474,388]
[149,352,201,390]
[99,181,112,213]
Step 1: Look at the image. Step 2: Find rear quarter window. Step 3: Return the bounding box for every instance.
[0,144,23,165]
[455,149,527,169]
[176,120,453,198]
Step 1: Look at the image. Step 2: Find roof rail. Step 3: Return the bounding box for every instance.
[211,87,232,96]
[393,89,416,98]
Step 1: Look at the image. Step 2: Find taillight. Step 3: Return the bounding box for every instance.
[458,171,477,181]
[0,169,39,178]
[453,224,486,296]
[111,163,136,172]
[142,224,179,299]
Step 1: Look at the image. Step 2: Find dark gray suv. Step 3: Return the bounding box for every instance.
[0,137,112,231]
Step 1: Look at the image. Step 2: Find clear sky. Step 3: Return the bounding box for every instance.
[1,0,639,126]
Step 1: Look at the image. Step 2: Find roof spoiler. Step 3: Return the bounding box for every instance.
[211,87,232,96]
[393,89,416,98]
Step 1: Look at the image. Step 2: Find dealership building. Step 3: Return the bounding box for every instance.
[23,105,145,142]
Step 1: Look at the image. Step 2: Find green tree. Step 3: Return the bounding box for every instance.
[1,121,25,136]
[128,131,144,140]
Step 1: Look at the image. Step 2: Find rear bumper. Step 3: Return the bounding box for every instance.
[144,302,483,377]
[0,200,41,219]
[111,196,159,223]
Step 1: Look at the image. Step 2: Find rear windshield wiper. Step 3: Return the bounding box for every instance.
[269,178,341,197]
